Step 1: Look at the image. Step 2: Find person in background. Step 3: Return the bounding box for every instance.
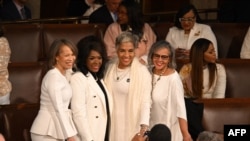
[89,0,122,25]
[104,32,152,141]
[0,0,31,21]
[67,0,91,17]
[81,0,103,23]
[0,24,11,105]
[179,38,226,140]
[131,124,171,141]
[240,26,250,59]
[179,38,226,99]
[196,131,223,141]
[104,0,156,62]
[30,39,77,141]
[148,40,192,141]
[67,0,103,18]
[166,4,217,59]
[70,36,112,141]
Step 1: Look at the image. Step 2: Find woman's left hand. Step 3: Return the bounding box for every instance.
[183,133,193,141]
[67,136,75,141]
[131,132,147,141]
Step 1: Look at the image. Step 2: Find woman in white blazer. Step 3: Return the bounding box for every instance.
[166,4,218,59]
[70,36,112,141]
[30,39,78,141]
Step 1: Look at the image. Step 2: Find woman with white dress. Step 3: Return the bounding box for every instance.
[148,40,192,141]
[104,32,152,141]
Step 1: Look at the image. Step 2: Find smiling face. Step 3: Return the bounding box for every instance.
[117,41,135,69]
[86,50,102,73]
[55,45,76,73]
[204,43,216,63]
[152,48,170,72]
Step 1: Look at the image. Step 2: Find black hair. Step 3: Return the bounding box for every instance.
[76,35,107,79]
[119,0,144,35]
[174,4,202,29]
[148,124,171,141]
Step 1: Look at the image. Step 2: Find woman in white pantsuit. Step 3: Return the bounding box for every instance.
[70,36,112,141]
[30,39,78,141]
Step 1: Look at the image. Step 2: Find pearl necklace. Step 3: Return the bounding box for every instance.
[152,67,167,88]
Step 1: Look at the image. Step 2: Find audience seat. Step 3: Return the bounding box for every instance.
[8,62,47,104]
[217,59,250,98]
[2,24,43,62]
[149,22,173,41]
[0,103,39,141]
[196,98,250,134]
[42,24,106,60]
[209,23,249,58]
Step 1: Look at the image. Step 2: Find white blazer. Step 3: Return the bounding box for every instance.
[30,68,77,139]
[70,72,113,141]
[166,23,218,57]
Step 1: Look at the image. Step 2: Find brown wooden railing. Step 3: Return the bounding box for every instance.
[1,8,219,24]
[1,16,89,24]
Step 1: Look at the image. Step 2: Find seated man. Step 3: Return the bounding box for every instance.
[0,0,31,21]
[89,0,121,25]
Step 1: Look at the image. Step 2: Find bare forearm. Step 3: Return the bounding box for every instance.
[178,117,193,141]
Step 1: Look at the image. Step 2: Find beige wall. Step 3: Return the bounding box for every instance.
[190,0,218,20]
[26,0,41,19]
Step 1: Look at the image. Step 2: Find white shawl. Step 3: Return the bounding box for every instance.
[104,57,152,140]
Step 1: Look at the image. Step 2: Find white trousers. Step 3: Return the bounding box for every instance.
[31,133,64,141]
[0,93,10,105]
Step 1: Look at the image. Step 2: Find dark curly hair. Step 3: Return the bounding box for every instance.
[76,35,107,79]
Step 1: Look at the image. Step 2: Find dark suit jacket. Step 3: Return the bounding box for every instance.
[0,0,31,21]
[67,0,89,17]
[88,5,114,25]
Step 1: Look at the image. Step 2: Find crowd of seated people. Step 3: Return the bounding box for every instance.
[1,1,250,141]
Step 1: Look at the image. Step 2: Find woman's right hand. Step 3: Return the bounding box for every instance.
[176,48,189,59]
[67,136,75,141]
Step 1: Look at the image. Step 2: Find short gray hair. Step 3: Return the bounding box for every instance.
[115,32,139,49]
[147,40,176,69]
[197,131,223,141]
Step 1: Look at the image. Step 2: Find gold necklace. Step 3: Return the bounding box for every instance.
[152,67,167,88]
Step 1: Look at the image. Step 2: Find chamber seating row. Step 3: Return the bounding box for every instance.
[2,98,250,141]
[2,24,107,63]
[2,22,249,63]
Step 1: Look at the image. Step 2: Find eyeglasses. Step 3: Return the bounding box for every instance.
[152,54,169,60]
[179,17,195,22]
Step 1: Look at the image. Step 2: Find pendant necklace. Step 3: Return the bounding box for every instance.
[115,66,130,82]
[152,67,167,88]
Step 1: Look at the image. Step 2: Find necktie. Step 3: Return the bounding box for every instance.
[20,8,27,20]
